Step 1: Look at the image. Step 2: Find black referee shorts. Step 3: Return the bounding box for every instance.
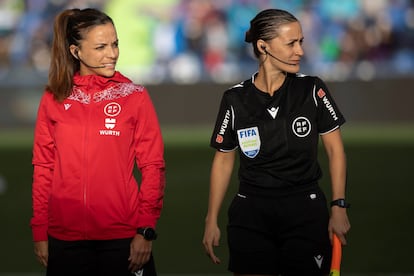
[227,186,332,275]
[47,236,156,276]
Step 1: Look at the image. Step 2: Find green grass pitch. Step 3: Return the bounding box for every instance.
[0,124,413,274]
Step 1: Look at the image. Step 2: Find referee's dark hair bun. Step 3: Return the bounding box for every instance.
[245,29,253,43]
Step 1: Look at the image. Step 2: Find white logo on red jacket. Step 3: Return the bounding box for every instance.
[100,102,121,136]
[104,102,121,117]
[105,118,116,129]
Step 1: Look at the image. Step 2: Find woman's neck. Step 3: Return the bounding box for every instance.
[254,69,287,96]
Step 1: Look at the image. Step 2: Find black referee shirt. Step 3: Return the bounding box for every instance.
[210,73,345,195]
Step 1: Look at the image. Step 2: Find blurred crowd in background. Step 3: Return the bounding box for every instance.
[0,0,413,85]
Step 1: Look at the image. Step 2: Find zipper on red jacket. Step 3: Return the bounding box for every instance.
[82,97,92,239]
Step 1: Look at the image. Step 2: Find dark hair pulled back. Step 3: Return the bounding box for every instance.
[245,9,298,58]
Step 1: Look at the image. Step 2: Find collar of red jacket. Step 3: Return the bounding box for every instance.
[73,71,132,93]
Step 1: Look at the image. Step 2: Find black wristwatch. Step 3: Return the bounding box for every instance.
[137,227,157,241]
[330,198,351,208]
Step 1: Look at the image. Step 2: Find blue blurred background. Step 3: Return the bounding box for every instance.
[1,0,414,84]
[1,0,413,129]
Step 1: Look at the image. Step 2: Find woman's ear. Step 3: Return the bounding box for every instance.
[257,39,267,54]
[69,45,79,59]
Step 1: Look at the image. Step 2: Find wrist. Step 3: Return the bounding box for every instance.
[205,213,219,223]
[330,198,350,208]
[137,227,157,241]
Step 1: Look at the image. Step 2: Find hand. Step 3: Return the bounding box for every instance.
[202,221,221,264]
[34,241,48,267]
[329,207,351,245]
[128,234,152,273]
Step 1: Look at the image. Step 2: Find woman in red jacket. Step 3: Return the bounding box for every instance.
[31,8,165,276]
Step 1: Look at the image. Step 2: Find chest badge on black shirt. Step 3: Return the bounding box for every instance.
[237,126,261,158]
[267,106,279,119]
[292,116,311,138]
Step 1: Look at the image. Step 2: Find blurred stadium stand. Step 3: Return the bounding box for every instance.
[0,0,413,127]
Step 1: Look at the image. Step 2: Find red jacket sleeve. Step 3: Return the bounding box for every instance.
[30,93,54,241]
[134,89,166,228]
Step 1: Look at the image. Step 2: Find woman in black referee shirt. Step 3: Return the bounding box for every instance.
[202,9,350,276]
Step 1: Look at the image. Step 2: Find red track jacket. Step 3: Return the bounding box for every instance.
[30,72,165,241]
